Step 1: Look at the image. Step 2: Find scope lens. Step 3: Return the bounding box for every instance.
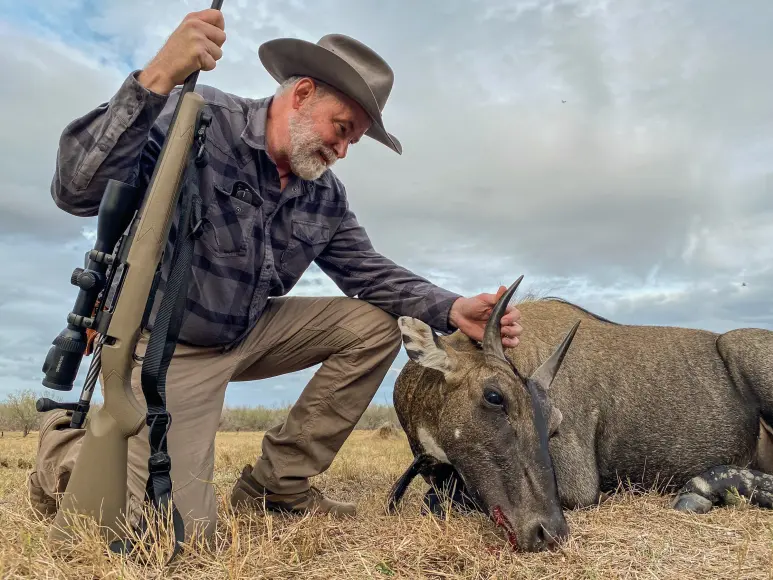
[41,338,84,392]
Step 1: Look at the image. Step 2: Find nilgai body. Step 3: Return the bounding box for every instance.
[386,277,773,551]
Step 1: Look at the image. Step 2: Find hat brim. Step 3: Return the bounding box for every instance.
[259,37,402,155]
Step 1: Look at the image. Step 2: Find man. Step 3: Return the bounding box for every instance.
[30,9,522,542]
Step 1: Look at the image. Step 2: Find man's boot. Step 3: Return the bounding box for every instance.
[230,464,356,517]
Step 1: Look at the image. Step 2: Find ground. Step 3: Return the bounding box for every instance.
[0,429,772,579]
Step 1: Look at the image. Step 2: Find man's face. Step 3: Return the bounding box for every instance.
[286,81,372,180]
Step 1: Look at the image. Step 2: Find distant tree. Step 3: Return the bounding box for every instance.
[5,389,39,437]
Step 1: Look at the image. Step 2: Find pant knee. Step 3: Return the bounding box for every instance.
[33,410,85,500]
[360,303,402,356]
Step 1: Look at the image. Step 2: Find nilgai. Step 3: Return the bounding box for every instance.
[386,276,773,551]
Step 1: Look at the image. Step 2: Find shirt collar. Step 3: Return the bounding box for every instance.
[240,95,273,152]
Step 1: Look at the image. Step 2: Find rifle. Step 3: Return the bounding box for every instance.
[37,0,224,563]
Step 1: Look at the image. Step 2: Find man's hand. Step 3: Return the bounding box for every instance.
[449,286,522,348]
[138,9,226,95]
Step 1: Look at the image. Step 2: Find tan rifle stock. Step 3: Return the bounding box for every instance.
[49,90,206,548]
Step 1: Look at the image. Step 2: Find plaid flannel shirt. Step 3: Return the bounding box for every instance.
[50,71,462,350]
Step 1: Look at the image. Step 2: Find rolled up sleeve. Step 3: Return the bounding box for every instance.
[51,70,170,217]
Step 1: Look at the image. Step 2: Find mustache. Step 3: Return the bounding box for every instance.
[318,145,338,165]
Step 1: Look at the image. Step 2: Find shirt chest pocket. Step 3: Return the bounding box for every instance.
[200,182,261,258]
[279,219,330,274]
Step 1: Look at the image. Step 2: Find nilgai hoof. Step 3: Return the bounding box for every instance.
[671,492,713,514]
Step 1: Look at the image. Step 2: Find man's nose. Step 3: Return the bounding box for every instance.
[334,140,348,159]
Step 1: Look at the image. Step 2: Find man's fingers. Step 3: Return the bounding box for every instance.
[193,8,225,29]
[195,38,221,71]
[204,37,224,62]
[500,323,523,338]
[482,286,509,307]
[502,336,520,348]
[480,293,499,307]
[199,20,227,46]
[199,51,218,71]
[500,307,522,326]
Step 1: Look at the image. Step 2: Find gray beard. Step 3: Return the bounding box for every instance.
[287,112,338,180]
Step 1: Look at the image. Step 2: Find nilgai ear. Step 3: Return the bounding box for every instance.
[398,317,455,374]
[529,320,581,392]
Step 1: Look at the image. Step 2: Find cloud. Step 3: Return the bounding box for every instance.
[0,21,127,241]
[1,0,772,407]
[323,0,773,334]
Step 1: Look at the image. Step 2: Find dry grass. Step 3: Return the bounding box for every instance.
[1,430,773,579]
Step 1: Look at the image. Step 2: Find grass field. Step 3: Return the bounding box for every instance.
[1,429,772,579]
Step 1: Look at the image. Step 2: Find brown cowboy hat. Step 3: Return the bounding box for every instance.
[258,33,402,155]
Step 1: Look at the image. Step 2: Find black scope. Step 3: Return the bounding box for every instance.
[41,180,140,391]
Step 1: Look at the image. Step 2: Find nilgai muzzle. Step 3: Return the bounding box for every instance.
[387,276,773,552]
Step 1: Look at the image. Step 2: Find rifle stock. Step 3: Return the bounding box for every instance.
[49,90,206,547]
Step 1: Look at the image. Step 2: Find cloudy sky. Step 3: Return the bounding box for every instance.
[1,0,772,408]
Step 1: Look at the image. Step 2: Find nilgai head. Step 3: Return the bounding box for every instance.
[397,276,580,552]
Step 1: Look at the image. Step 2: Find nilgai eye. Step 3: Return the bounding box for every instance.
[484,389,504,406]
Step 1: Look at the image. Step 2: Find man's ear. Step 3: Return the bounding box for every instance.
[291,77,316,109]
[397,317,455,374]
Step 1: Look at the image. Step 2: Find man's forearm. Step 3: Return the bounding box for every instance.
[50,70,170,217]
[317,252,462,333]
[315,209,463,333]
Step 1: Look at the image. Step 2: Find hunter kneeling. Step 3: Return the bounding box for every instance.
[29,9,522,544]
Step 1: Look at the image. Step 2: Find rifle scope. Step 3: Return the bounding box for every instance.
[41,180,140,391]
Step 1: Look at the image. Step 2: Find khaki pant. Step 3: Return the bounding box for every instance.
[33,296,401,540]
